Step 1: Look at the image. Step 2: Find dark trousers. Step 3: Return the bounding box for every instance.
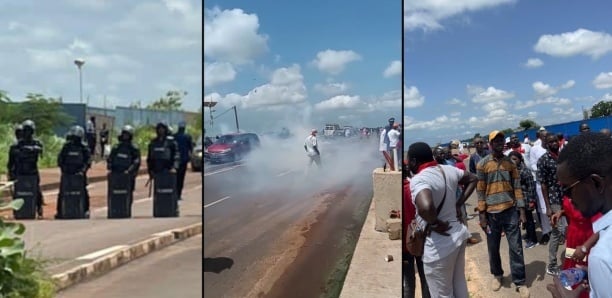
[176,162,188,199]
[403,252,430,298]
[523,208,538,243]
[87,134,96,156]
[486,207,527,286]
[100,142,107,158]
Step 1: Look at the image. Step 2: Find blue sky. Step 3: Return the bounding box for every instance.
[204,0,401,136]
[404,0,612,146]
[0,0,201,112]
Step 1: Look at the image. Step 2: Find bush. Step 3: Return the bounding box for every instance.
[0,199,56,297]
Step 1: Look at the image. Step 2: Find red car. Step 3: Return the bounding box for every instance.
[204,132,260,164]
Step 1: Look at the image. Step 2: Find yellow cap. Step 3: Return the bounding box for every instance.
[489,130,504,141]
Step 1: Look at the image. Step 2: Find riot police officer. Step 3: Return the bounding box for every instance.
[7,124,24,181]
[56,125,91,219]
[107,125,141,206]
[146,122,180,216]
[173,121,193,201]
[147,122,179,174]
[14,124,23,143]
[7,120,44,218]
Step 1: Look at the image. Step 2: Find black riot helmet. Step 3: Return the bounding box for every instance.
[120,125,135,142]
[15,124,24,141]
[156,121,169,138]
[22,120,35,139]
[68,125,85,143]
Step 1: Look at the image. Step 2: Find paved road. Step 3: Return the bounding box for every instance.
[204,137,379,298]
[57,235,202,298]
[20,171,202,275]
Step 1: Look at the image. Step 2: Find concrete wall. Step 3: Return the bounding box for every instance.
[372,168,402,232]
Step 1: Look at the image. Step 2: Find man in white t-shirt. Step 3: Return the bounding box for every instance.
[388,123,401,171]
[529,130,552,244]
[408,141,478,297]
[304,129,321,174]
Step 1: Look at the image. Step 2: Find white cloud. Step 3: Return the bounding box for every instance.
[601,93,612,101]
[204,7,268,64]
[204,62,236,87]
[311,49,362,75]
[315,95,361,110]
[561,80,576,89]
[593,72,612,89]
[447,98,466,106]
[313,82,349,96]
[0,22,61,46]
[515,97,572,109]
[404,85,425,108]
[405,114,463,131]
[364,90,402,111]
[482,100,508,112]
[524,58,543,68]
[0,1,202,111]
[404,0,516,31]
[553,107,577,116]
[383,60,401,77]
[534,28,612,60]
[533,80,575,97]
[206,64,307,109]
[467,85,515,103]
[62,0,110,10]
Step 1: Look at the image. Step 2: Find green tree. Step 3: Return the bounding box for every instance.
[502,128,515,136]
[15,93,74,135]
[0,90,16,124]
[147,90,186,111]
[519,119,539,130]
[590,100,612,118]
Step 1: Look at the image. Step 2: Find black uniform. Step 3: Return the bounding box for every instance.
[7,138,44,216]
[107,141,141,203]
[146,136,180,176]
[57,139,91,216]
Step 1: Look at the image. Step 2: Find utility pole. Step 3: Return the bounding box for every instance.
[233,106,240,132]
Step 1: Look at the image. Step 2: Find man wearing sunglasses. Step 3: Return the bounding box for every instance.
[537,134,567,277]
[549,132,612,297]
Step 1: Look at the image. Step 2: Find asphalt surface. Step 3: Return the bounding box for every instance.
[57,234,202,298]
[20,171,202,275]
[204,137,379,298]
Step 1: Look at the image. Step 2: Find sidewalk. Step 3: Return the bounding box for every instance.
[339,198,401,298]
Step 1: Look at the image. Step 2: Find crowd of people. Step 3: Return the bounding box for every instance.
[403,122,612,298]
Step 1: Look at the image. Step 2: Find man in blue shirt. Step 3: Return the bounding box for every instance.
[174,121,193,201]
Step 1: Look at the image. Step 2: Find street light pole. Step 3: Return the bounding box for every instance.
[74,58,85,104]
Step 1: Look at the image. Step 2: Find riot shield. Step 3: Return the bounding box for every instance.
[13,175,38,219]
[153,171,178,218]
[59,174,86,219]
[107,173,132,219]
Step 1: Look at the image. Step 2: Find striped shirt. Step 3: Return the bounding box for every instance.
[476,154,525,213]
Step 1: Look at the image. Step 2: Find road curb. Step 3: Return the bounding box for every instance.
[51,222,202,291]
